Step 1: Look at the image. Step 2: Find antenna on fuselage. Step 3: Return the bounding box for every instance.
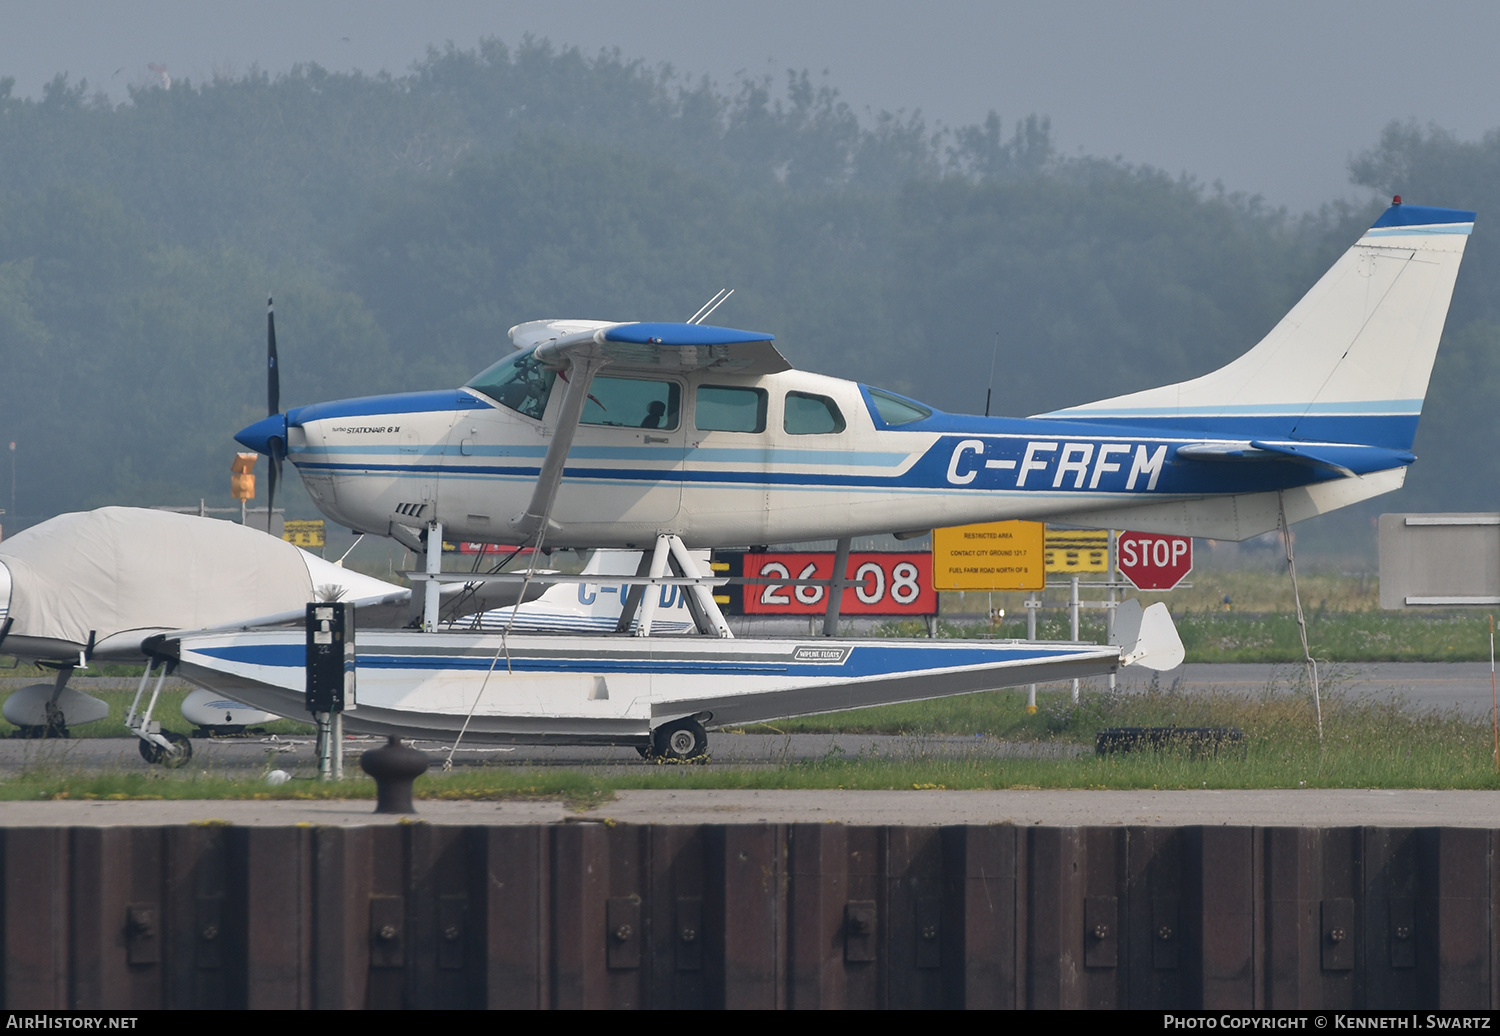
[687,288,733,325]
[984,331,999,417]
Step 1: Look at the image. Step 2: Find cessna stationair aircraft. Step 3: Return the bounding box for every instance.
[237,200,1472,558]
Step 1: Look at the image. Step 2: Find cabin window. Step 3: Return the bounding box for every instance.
[865,387,932,426]
[466,349,557,420]
[784,392,846,435]
[580,377,680,430]
[696,385,768,433]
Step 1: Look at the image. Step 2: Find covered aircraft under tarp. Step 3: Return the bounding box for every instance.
[0,506,407,662]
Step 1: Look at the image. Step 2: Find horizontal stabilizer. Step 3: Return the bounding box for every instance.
[1173,439,1418,478]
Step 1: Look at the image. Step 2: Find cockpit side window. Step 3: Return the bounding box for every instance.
[696,385,768,433]
[784,392,846,434]
[466,349,557,420]
[580,377,680,429]
[865,387,932,426]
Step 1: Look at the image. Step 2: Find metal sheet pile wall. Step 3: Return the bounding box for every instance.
[0,823,1495,1009]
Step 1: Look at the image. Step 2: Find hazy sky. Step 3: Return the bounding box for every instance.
[3,0,1498,212]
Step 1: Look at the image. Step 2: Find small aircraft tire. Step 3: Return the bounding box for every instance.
[160,731,193,769]
[647,719,709,764]
[139,731,193,768]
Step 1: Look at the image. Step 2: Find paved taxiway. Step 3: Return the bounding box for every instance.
[0,789,1495,828]
[1109,661,1500,717]
[0,729,1082,775]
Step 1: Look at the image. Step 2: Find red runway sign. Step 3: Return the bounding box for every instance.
[1117,532,1193,590]
[729,552,937,616]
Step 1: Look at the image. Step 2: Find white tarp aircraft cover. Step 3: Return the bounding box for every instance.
[0,507,403,657]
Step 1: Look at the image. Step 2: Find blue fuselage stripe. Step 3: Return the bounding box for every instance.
[195,643,1099,677]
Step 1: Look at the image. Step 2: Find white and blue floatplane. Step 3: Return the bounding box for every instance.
[1,201,1469,764]
[161,199,1470,762]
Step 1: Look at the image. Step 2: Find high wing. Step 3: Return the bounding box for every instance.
[509,320,786,536]
[512,319,789,375]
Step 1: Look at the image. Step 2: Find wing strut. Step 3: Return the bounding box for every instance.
[510,352,610,537]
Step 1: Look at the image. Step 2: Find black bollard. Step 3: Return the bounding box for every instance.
[360,735,430,813]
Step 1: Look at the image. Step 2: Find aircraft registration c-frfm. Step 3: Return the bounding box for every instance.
[236,200,1474,551]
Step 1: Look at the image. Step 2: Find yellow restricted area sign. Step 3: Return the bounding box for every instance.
[282,519,326,549]
[1045,529,1109,573]
[932,521,1045,590]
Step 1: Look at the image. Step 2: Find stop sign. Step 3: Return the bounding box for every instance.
[1117,532,1193,590]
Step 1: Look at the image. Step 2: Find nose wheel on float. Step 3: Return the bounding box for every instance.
[126,658,193,768]
[137,730,193,768]
[638,716,710,763]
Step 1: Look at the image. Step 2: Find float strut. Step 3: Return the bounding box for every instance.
[423,520,443,632]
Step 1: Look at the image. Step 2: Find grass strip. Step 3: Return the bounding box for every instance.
[902,610,1498,663]
[0,678,1493,799]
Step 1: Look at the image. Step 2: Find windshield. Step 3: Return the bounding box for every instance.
[466,349,557,419]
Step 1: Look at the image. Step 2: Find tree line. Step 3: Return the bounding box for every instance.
[0,40,1494,552]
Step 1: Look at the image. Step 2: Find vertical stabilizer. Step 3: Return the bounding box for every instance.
[1038,202,1474,450]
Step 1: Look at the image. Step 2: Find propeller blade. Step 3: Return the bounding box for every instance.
[266,447,280,534]
[267,296,280,417]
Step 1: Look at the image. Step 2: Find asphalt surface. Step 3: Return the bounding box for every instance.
[0,729,1082,775]
[0,789,1496,828]
[1102,661,1500,717]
